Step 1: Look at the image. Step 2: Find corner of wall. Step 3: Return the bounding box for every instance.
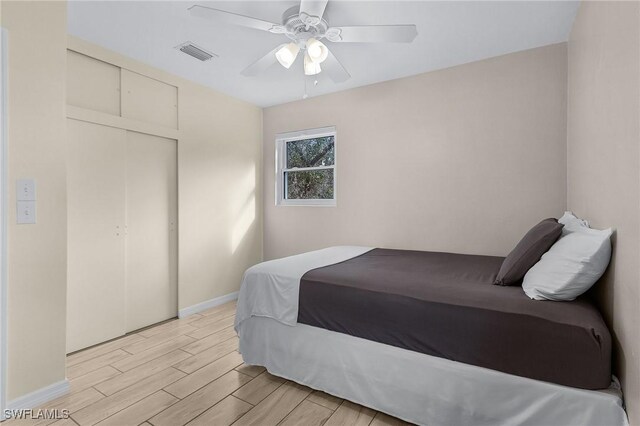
[566,1,640,423]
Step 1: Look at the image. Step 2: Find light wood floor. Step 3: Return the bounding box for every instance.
[11,301,412,426]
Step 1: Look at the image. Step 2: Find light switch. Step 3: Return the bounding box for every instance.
[17,201,36,224]
[17,179,36,201]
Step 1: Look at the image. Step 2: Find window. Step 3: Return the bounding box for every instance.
[276,127,336,206]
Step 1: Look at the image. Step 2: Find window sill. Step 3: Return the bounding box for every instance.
[276,200,336,207]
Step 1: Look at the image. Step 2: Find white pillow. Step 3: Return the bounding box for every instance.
[558,211,589,235]
[522,213,612,301]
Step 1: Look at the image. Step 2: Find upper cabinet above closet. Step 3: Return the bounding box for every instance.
[121,69,178,129]
[67,50,121,116]
[66,50,178,130]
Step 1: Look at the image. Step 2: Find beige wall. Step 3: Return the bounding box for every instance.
[567,1,640,423]
[66,37,263,314]
[2,1,69,400]
[178,81,263,308]
[263,43,568,260]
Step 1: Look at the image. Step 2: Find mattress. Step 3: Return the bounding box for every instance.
[237,316,627,426]
[298,248,611,389]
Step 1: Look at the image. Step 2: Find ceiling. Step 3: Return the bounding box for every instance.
[68,1,579,107]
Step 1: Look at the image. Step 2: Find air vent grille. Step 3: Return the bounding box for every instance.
[176,42,217,62]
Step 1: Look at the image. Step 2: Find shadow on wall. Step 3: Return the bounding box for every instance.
[232,164,256,253]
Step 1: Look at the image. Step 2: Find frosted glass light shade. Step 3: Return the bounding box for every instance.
[306,38,328,63]
[276,43,300,69]
[304,52,321,75]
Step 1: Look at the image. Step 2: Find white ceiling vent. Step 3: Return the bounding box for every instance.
[175,42,217,62]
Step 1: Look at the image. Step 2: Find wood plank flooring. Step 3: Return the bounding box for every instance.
[10,302,412,426]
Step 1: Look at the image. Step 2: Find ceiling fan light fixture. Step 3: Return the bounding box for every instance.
[189,1,418,83]
[306,38,328,63]
[275,43,300,69]
[304,52,322,75]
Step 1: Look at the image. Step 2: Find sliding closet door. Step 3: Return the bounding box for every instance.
[125,131,178,332]
[67,119,127,353]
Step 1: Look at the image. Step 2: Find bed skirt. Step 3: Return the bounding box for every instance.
[237,316,628,426]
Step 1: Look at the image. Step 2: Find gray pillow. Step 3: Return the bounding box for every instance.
[494,218,563,286]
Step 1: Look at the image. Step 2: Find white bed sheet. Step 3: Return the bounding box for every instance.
[238,316,628,426]
[235,246,372,329]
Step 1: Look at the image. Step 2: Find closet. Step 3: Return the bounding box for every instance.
[66,50,179,353]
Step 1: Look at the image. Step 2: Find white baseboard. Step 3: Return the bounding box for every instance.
[178,291,238,318]
[6,379,69,413]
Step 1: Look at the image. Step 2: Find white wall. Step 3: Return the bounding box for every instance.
[263,43,568,260]
[567,1,640,422]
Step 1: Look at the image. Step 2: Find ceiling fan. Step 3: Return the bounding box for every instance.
[188,0,418,83]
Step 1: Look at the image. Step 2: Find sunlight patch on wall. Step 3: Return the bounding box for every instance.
[232,196,255,253]
[231,165,256,253]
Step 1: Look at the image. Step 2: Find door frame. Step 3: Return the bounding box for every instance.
[1,26,9,419]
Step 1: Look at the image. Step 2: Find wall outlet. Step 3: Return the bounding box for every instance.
[16,179,36,201]
[17,201,36,224]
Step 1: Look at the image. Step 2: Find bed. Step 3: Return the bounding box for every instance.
[235,246,628,426]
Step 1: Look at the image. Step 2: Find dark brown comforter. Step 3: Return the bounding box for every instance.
[297,248,611,390]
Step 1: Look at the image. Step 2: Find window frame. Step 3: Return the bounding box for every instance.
[275,126,337,207]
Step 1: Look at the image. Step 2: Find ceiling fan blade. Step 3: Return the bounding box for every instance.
[326,25,418,43]
[299,0,329,21]
[322,49,350,83]
[189,5,284,33]
[241,44,286,77]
